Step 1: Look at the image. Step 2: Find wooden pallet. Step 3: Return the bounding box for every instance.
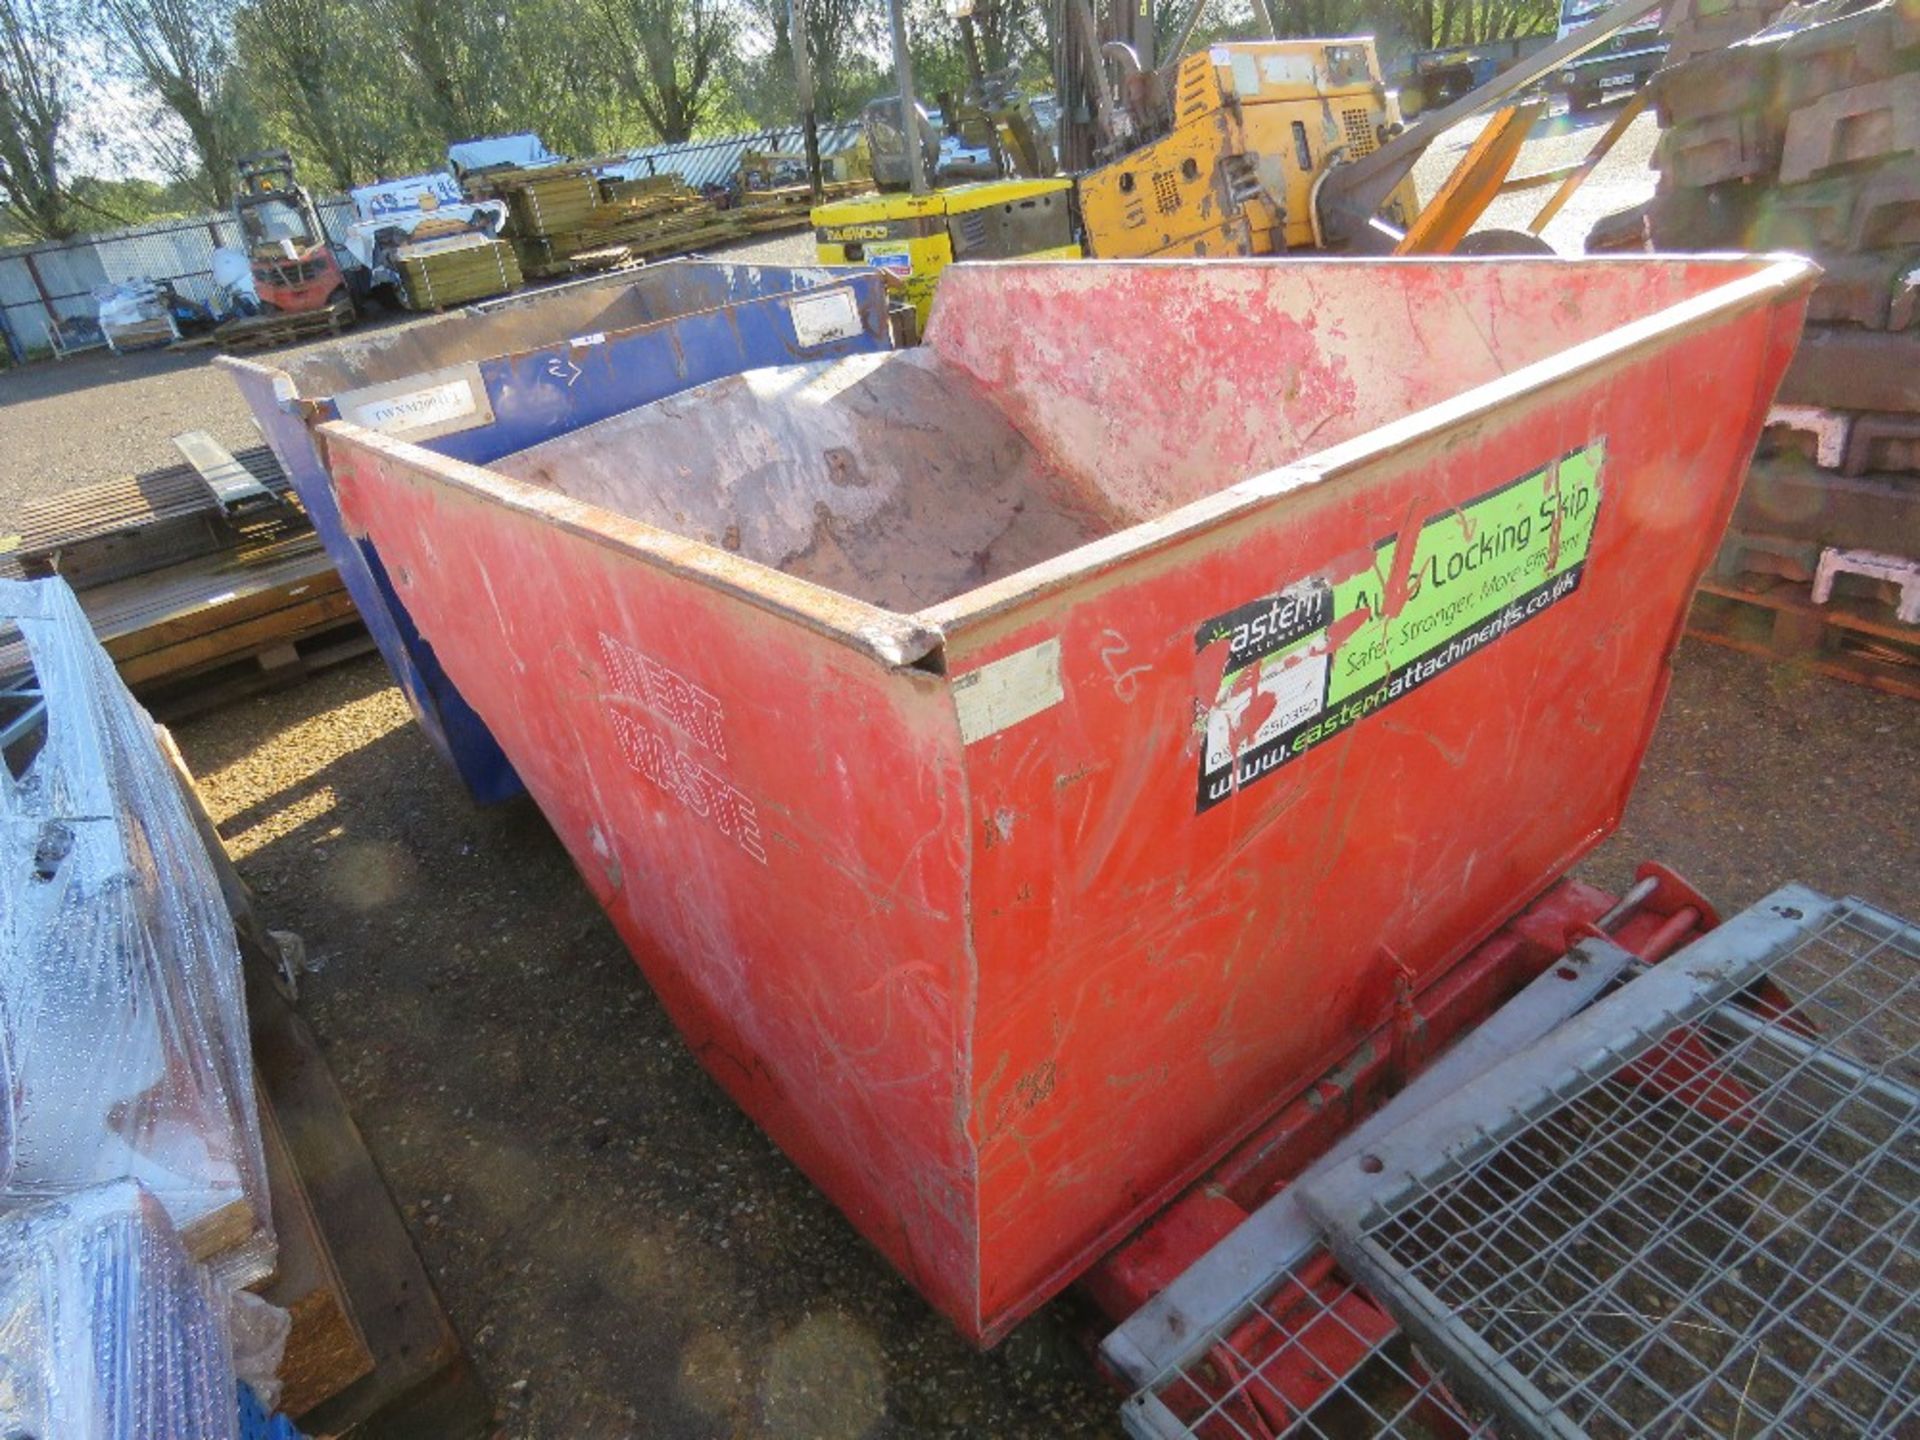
[627,221,752,259]
[175,303,353,353]
[737,178,873,233]
[86,539,349,679]
[1,440,377,717]
[180,1192,267,1272]
[250,985,489,1437]
[0,537,372,716]
[560,243,636,274]
[153,726,377,1416]
[740,210,819,235]
[1691,574,1920,699]
[259,1074,377,1416]
[134,613,376,722]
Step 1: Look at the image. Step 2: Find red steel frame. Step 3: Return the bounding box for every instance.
[1086,863,1723,1432]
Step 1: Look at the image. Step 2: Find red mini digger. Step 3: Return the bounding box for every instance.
[233,150,358,322]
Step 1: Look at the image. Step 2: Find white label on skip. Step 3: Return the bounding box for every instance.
[788,286,863,347]
[336,362,493,440]
[350,380,474,432]
[952,638,1064,744]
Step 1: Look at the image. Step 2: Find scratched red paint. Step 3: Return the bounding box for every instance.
[319,257,1812,1345]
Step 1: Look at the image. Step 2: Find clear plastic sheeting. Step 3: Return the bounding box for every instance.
[0,577,272,1287]
[226,1291,291,1415]
[0,1180,240,1440]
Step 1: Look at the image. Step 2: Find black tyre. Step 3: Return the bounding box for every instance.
[1456,228,1557,256]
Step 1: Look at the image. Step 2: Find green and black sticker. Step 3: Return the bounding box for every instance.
[1194,441,1605,814]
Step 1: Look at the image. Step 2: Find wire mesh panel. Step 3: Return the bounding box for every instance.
[612,122,865,189]
[1122,1251,1499,1440]
[1309,893,1918,1439]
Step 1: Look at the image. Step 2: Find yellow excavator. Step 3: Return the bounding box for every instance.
[814,0,1662,320]
[1074,38,1427,258]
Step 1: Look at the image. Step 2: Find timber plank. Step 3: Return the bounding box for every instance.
[113,589,359,685]
[247,969,490,1438]
[258,1089,378,1418]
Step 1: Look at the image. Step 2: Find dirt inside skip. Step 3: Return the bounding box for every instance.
[493,350,1127,612]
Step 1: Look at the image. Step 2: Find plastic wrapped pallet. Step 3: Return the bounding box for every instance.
[0,577,273,1286]
[0,1180,240,1440]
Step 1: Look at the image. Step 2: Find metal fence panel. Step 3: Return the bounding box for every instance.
[0,255,43,309]
[613,122,865,190]
[0,201,359,358]
[94,221,220,302]
[0,125,861,358]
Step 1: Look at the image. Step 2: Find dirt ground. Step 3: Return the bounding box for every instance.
[165,634,1917,1440]
[4,101,1913,1440]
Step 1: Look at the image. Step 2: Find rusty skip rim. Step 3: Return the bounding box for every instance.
[917,254,1819,641]
[216,259,886,405]
[316,254,1817,675]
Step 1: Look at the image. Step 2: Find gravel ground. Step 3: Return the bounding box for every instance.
[1417,102,1660,253]
[0,343,260,538]
[10,107,1914,1440]
[0,232,818,540]
[177,656,1123,1438]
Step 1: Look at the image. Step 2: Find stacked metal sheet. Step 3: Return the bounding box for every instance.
[393,234,523,311]
[1596,0,1920,697]
[0,440,361,717]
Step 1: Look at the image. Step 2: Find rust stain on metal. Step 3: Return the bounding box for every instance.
[1014,1060,1059,1111]
[1054,763,1097,790]
[1544,454,1568,573]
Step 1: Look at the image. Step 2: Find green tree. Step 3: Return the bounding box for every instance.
[593,0,733,143]
[0,0,77,238]
[731,0,886,125]
[95,0,249,206]
[232,0,388,189]
[509,0,627,155]
[974,0,1060,73]
[364,0,507,144]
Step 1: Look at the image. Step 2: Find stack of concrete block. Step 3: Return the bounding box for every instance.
[1662,0,1785,67]
[1592,0,1920,697]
